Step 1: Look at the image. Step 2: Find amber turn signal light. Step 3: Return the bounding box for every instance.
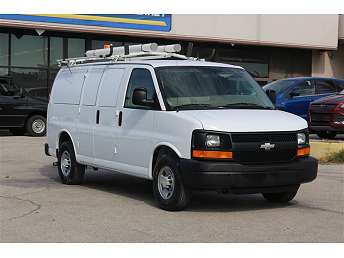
[192,150,233,159]
[297,147,310,157]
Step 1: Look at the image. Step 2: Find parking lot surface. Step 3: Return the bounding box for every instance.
[0,135,343,242]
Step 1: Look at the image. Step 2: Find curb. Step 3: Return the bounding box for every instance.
[310,140,344,159]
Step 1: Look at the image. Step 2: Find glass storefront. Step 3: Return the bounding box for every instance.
[0,27,312,101]
[67,38,85,58]
[0,32,88,99]
[11,34,48,68]
[0,33,8,66]
[50,37,63,68]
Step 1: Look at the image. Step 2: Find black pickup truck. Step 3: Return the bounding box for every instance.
[0,76,47,137]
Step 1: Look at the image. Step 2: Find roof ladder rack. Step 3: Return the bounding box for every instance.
[57,43,198,67]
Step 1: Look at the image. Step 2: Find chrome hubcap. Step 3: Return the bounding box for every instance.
[32,119,45,134]
[60,150,71,177]
[157,166,175,200]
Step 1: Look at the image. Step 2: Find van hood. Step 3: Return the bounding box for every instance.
[180,109,307,132]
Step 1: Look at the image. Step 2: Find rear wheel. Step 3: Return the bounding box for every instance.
[57,141,85,185]
[316,131,337,140]
[262,187,299,203]
[153,150,191,211]
[26,115,46,137]
[10,128,26,136]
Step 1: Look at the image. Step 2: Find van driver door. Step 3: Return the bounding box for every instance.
[114,67,161,178]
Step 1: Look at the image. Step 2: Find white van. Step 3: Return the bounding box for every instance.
[45,44,317,211]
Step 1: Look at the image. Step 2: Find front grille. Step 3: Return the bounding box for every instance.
[310,113,333,126]
[231,132,298,164]
[231,132,296,143]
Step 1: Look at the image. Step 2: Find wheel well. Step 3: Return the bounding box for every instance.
[152,145,179,174]
[59,131,72,148]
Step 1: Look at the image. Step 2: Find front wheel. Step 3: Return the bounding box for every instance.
[153,151,191,211]
[262,187,299,203]
[57,141,85,185]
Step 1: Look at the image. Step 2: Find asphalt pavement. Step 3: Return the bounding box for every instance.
[0,135,343,242]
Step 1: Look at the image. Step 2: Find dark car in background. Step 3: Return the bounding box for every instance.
[263,77,344,121]
[0,76,48,137]
[309,89,344,139]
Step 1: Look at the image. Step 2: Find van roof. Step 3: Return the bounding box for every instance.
[63,59,244,70]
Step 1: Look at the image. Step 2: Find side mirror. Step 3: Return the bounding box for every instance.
[265,89,276,104]
[132,88,156,107]
[289,91,300,98]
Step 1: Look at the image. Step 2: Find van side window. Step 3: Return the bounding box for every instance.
[124,68,158,109]
[315,80,337,94]
[292,80,315,96]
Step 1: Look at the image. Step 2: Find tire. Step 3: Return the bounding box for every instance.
[316,131,337,140]
[262,187,299,203]
[57,141,85,185]
[9,128,26,136]
[152,150,191,211]
[26,115,46,137]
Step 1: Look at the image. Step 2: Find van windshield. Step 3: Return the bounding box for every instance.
[155,66,274,111]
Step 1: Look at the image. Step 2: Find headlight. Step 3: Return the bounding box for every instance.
[206,134,220,147]
[297,133,306,145]
[192,131,232,160]
[296,131,310,157]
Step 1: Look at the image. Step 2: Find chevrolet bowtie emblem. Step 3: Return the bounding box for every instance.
[260,142,275,151]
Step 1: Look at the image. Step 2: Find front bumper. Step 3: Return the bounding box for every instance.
[180,157,318,193]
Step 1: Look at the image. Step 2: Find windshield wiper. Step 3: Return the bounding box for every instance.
[174,103,213,111]
[217,103,274,110]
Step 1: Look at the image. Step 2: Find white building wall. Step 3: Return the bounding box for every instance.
[170,15,339,50]
[312,44,344,79]
[0,14,339,50]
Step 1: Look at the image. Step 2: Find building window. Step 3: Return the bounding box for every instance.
[215,47,269,79]
[10,68,48,99]
[0,68,8,76]
[227,61,269,78]
[68,38,85,58]
[0,33,9,66]
[11,34,48,68]
[50,37,64,68]
[91,40,122,50]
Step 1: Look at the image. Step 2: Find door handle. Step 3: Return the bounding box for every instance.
[96,110,100,124]
[118,111,122,126]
